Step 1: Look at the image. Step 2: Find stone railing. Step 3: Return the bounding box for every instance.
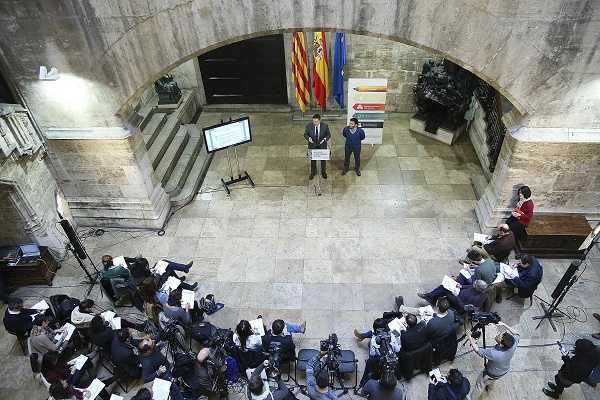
[0,103,43,159]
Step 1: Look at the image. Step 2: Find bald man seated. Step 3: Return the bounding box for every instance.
[465,224,515,262]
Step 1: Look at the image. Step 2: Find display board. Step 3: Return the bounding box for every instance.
[347,78,388,144]
[203,117,252,153]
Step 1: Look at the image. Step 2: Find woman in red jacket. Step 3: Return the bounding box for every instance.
[506,185,534,241]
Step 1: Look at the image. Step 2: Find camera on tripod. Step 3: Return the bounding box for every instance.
[265,342,283,380]
[374,329,398,371]
[464,304,501,339]
[320,333,341,354]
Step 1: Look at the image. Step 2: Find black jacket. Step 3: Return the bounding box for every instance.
[3,308,37,336]
[110,335,141,375]
[304,122,331,149]
[401,322,427,352]
[89,325,114,350]
[559,350,600,383]
[262,331,296,362]
[428,379,471,400]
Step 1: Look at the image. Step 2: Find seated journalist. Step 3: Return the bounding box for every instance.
[466,223,515,262]
[456,257,499,287]
[399,297,460,341]
[100,255,138,306]
[428,368,471,400]
[361,369,405,400]
[418,279,488,314]
[262,319,305,362]
[3,297,39,336]
[505,254,543,299]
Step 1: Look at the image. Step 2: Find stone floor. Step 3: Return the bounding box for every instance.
[2,113,600,399]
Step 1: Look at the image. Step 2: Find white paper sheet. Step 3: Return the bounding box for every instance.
[442,275,460,296]
[152,378,172,400]
[388,317,407,334]
[419,304,435,323]
[473,233,489,243]
[31,299,50,311]
[100,310,116,322]
[459,268,472,279]
[181,289,195,309]
[69,354,88,370]
[161,276,181,292]
[109,395,124,400]
[110,317,121,330]
[57,323,76,341]
[249,318,266,336]
[500,263,519,279]
[492,273,505,285]
[112,256,127,269]
[85,378,105,399]
[154,259,170,275]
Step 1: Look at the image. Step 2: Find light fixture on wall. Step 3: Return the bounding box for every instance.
[39,65,60,80]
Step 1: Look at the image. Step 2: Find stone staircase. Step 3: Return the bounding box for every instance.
[137,90,212,208]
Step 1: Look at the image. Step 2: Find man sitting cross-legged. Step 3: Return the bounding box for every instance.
[464,224,515,262]
[417,279,489,314]
[456,256,499,287]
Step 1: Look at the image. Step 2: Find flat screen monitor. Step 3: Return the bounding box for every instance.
[203,117,252,153]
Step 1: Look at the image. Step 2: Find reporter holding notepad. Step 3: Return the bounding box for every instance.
[506,185,534,241]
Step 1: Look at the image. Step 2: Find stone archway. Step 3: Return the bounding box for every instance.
[86,0,597,131]
[3,0,599,230]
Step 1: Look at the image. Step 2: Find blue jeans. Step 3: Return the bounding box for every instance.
[286,322,302,334]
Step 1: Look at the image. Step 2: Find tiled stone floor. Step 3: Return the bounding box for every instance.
[2,113,600,399]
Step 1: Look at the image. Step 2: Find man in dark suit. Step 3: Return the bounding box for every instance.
[400,313,428,352]
[304,113,331,179]
[261,319,296,363]
[3,297,38,336]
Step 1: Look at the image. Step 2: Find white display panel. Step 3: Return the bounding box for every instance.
[203,117,252,153]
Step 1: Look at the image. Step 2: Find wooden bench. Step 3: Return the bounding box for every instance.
[515,214,591,258]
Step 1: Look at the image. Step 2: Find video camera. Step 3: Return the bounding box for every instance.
[464,305,501,339]
[374,329,398,371]
[266,342,283,380]
[320,333,341,354]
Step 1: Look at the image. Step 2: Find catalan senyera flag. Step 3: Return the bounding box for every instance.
[292,32,310,112]
[312,32,329,110]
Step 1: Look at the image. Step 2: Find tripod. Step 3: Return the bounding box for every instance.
[64,240,100,297]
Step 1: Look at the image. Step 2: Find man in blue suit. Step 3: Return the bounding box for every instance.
[508,254,543,298]
[342,117,366,176]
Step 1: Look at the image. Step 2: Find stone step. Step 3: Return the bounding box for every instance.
[154,127,190,187]
[147,111,182,169]
[137,94,159,131]
[142,112,168,150]
[164,125,204,196]
[170,147,213,207]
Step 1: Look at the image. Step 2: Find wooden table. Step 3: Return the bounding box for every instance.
[0,246,59,286]
[516,214,591,258]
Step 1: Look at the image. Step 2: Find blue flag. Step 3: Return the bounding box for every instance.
[332,32,346,108]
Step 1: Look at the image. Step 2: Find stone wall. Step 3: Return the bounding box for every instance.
[467,98,493,180]
[46,132,170,229]
[476,128,600,230]
[0,151,67,253]
[283,33,435,113]
[345,34,435,113]
[0,191,31,245]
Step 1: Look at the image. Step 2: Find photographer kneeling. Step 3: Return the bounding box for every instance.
[248,359,295,400]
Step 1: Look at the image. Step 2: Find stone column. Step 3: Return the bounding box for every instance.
[45,126,170,229]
